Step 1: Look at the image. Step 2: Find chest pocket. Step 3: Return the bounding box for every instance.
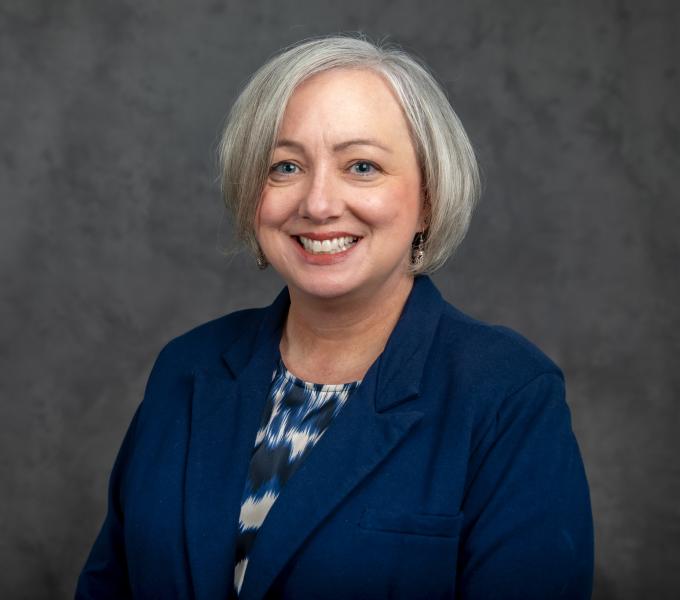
[359,508,464,538]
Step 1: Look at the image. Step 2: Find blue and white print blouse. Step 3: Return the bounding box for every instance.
[232,359,361,596]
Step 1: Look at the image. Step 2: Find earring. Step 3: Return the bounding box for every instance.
[411,232,425,267]
[255,244,269,270]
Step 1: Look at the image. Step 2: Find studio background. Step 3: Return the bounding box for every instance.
[1,1,678,598]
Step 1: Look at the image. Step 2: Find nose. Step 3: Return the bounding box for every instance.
[298,165,344,223]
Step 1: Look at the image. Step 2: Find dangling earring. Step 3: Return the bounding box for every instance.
[255,244,269,270]
[411,232,425,267]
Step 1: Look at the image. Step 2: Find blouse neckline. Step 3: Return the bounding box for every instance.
[277,358,361,391]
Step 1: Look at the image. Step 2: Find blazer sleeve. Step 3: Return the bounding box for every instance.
[74,401,141,600]
[457,372,594,599]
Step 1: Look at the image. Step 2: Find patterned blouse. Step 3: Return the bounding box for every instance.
[232,359,361,596]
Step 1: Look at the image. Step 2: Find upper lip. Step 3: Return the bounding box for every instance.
[293,232,361,241]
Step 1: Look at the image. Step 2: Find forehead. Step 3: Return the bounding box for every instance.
[277,68,413,145]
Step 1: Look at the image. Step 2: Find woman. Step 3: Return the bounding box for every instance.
[76,35,593,599]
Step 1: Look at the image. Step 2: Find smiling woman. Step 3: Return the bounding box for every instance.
[256,68,426,360]
[76,35,593,600]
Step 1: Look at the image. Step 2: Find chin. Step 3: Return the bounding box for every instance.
[273,254,413,302]
[278,265,370,300]
[286,268,410,303]
[290,277,361,301]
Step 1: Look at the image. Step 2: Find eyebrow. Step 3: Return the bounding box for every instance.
[275,138,392,154]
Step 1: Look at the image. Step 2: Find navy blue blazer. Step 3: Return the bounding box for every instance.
[76,276,593,599]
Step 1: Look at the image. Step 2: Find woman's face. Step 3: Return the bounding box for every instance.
[255,68,425,302]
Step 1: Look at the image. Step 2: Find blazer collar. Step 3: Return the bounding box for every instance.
[221,275,445,411]
[221,285,290,379]
[372,275,445,411]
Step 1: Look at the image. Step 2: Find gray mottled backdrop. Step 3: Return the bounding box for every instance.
[1,0,678,598]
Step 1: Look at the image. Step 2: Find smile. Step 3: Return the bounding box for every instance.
[296,235,359,255]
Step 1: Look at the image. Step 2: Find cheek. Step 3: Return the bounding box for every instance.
[256,190,290,231]
[353,186,422,228]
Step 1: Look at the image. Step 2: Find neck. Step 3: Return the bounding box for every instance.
[281,276,415,384]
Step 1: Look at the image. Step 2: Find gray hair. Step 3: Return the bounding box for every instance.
[218,34,480,274]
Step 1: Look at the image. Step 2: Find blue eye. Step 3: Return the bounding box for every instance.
[271,162,299,175]
[351,161,377,175]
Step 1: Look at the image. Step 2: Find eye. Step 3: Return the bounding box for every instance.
[350,161,379,176]
[270,161,300,176]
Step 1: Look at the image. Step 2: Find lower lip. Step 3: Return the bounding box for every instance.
[291,237,360,265]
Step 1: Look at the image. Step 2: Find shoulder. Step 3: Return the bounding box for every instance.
[154,305,267,374]
[431,299,564,405]
[122,304,273,441]
[137,305,268,409]
[427,301,577,488]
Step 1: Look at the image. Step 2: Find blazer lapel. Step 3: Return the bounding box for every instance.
[184,290,289,600]
[239,276,445,600]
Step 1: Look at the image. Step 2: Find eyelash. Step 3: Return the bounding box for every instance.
[269,160,381,177]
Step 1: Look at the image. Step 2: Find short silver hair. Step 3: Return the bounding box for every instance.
[218,34,480,274]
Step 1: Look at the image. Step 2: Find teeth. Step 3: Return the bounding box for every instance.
[298,235,358,255]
